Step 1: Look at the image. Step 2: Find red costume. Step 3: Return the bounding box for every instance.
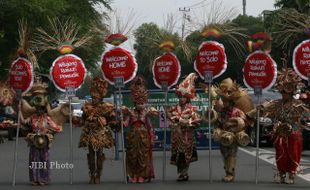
[260,68,310,184]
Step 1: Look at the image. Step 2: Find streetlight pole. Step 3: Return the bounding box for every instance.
[179,7,190,39]
[243,0,246,15]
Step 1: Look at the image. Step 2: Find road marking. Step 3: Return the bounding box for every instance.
[239,147,310,182]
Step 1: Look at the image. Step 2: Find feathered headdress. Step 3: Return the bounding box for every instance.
[276,68,303,93]
[175,73,197,99]
[130,76,148,104]
[276,54,304,93]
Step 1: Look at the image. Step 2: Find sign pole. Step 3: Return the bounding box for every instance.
[254,87,262,184]
[114,77,127,184]
[12,90,22,186]
[69,96,73,184]
[114,92,120,161]
[65,86,75,185]
[205,71,213,183]
[161,82,168,182]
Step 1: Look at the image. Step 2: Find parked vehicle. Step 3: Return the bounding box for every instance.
[246,89,281,147]
[248,117,273,147]
[71,103,83,117]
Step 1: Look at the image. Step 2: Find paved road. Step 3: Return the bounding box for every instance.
[0,125,309,190]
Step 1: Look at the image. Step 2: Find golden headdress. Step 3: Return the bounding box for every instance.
[130,76,148,104]
[90,77,108,99]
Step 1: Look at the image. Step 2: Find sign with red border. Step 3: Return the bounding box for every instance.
[9,57,34,93]
[101,47,137,85]
[50,54,86,92]
[243,51,277,90]
[194,41,227,79]
[152,52,181,89]
[293,39,310,80]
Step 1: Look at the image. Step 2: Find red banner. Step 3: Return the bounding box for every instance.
[194,41,227,79]
[243,51,277,90]
[152,52,181,89]
[101,47,137,85]
[293,39,310,80]
[50,54,86,92]
[9,57,34,93]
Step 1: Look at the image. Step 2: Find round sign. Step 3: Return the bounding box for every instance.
[194,41,227,79]
[50,54,86,92]
[243,51,277,90]
[9,57,34,93]
[152,52,181,89]
[293,39,310,80]
[101,47,137,85]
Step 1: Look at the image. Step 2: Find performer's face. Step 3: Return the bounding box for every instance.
[136,103,145,111]
[92,97,101,104]
[179,96,188,105]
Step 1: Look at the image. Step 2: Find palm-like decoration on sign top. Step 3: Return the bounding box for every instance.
[101,9,139,85]
[189,1,248,80]
[273,9,310,81]
[189,1,248,58]
[273,9,310,49]
[150,14,193,89]
[31,17,92,92]
[31,17,93,54]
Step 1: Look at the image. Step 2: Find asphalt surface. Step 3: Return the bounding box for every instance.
[0,124,309,190]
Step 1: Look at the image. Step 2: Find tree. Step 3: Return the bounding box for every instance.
[275,0,310,14]
[0,0,111,80]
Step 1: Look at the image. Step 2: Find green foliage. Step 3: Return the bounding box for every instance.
[275,0,310,14]
[0,0,110,80]
[133,23,161,75]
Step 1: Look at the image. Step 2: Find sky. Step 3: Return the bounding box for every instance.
[110,0,276,25]
[101,0,276,51]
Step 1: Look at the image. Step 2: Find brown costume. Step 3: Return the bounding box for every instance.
[211,78,253,182]
[73,77,119,184]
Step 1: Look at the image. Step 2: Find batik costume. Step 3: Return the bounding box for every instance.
[168,73,201,181]
[123,76,158,183]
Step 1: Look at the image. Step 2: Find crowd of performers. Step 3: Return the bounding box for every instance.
[1,69,310,185]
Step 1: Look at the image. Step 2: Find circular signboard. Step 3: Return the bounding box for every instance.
[9,57,34,93]
[243,51,277,90]
[101,47,137,85]
[152,52,181,89]
[50,54,86,92]
[293,39,310,80]
[194,41,227,79]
